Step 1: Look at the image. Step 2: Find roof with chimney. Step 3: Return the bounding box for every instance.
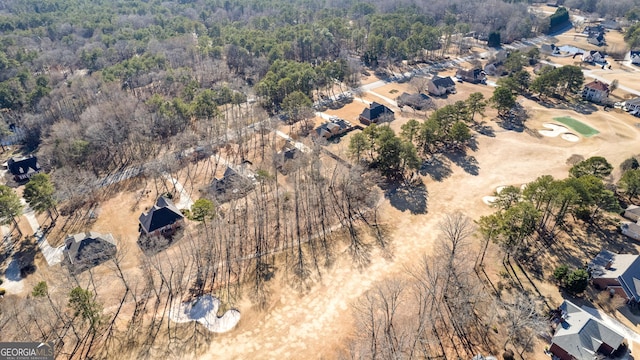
[551,300,625,360]
[589,250,640,301]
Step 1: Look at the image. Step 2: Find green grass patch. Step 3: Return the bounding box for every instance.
[553,117,599,137]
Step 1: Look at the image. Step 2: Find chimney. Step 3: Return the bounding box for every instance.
[605,260,613,269]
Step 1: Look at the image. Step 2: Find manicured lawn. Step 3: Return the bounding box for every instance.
[553,116,600,137]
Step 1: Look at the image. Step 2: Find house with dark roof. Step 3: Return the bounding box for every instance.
[211,166,254,199]
[631,50,640,65]
[315,117,353,139]
[589,250,640,302]
[427,76,456,96]
[550,300,626,360]
[582,80,610,103]
[7,155,42,181]
[139,196,185,238]
[358,102,394,125]
[455,68,486,84]
[63,232,117,273]
[396,93,434,111]
[276,147,303,175]
[583,24,604,35]
[587,32,605,46]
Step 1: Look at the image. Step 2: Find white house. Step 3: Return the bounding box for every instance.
[582,50,605,64]
[624,205,640,222]
[582,80,610,103]
[621,222,640,241]
[625,98,640,115]
[631,50,640,65]
[427,76,456,96]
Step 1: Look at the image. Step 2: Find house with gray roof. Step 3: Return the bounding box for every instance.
[623,98,640,115]
[427,76,456,96]
[623,204,640,222]
[588,250,640,302]
[63,232,117,273]
[550,300,626,360]
[139,196,185,238]
[631,50,640,65]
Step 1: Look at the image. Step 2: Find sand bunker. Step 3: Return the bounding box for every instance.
[538,123,580,143]
[482,196,496,205]
[561,133,579,142]
[169,294,240,333]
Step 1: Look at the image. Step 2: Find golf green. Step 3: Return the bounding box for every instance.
[553,117,599,137]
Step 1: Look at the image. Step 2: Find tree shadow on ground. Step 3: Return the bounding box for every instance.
[445,150,479,176]
[380,178,428,214]
[565,101,598,115]
[419,155,452,182]
[137,228,185,256]
[5,239,39,280]
[496,116,525,132]
[473,123,496,137]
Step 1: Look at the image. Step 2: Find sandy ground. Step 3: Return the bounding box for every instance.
[200,90,640,358]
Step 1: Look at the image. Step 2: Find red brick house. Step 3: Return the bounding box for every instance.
[588,250,640,302]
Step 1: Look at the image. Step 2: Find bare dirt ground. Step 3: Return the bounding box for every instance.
[201,92,640,358]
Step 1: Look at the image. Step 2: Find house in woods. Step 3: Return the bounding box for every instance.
[427,76,456,96]
[588,250,640,302]
[276,147,303,175]
[550,300,627,360]
[582,80,610,103]
[621,222,640,241]
[315,117,353,139]
[455,68,486,84]
[358,102,394,125]
[139,196,185,238]
[396,92,434,110]
[624,98,640,116]
[7,155,42,181]
[631,50,640,65]
[63,232,117,273]
[624,205,640,222]
[600,19,621,31]
[582,50,605,64]
[211,166,254,198]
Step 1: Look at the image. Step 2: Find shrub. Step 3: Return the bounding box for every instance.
[553,265,569,282]
[0,288,5,296]
[566,269,589,294]
[620,157,639,172]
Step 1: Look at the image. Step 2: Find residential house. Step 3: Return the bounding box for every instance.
[63,232,117,273]
[587,32,605,46]
[455,68,486,84]
[581,80,610,103]
[589,250,640,302]
[358,102,394,125]
[396,92,434,110]
[624,204,640,222]
[427,76,456,97]
[211,166,254,198]
[550,300,626,360]
[541,43,560,55]
[621,222,640,241]
[581,50,605,64]
[631,50,640,65]
[583,25,604,35]
[276,147,303,175]
[7,155,42,181]
[623,98,640,116]
[600,19,621,31]
[139,196,185,238]
[315,117,353,139]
